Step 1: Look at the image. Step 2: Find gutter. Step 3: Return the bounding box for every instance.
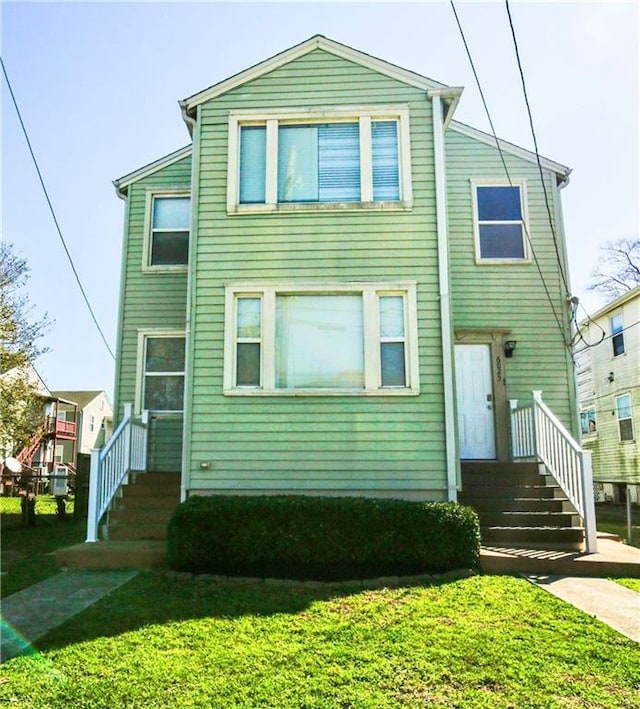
[428,89,459,502]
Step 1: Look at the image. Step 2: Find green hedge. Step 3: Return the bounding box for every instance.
[168,495,480,580]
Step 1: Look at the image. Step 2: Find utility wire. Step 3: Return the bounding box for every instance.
[504,0,571,299]
[1,56,115,360]
[449,1,570,350]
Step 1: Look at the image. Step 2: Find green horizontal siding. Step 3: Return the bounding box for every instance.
[445,128,576,431]
[186,49,447,496]
[114,155,191,466]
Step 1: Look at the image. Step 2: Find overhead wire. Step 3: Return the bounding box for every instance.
[1,56,116,361]
[448,1,571,351]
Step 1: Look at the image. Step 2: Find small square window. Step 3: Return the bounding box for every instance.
[474,183,528,261]
[147,195,190,268]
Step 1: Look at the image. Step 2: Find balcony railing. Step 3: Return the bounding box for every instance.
[510,390,597,553]
[86,404,149,543]
[47,417,77,438]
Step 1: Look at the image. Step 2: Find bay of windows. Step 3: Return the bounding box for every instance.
[229,107,410,212]
[225,284,418,395]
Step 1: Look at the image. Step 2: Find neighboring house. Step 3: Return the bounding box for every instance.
[0,364,78,492]
[51,391,113,458]
[575,286,640,503]
[100,36,593,552]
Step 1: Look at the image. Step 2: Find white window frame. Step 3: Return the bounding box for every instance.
[142,189,191,272]
[223,282,420,396]
[610,312,625,357]
[580,406,597,437]
[471,179,531,264]
[615,393,634,442]
[135,330,186,413]
[227,105,413,215]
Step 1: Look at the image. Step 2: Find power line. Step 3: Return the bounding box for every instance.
[1,56,115,361]
[449,1,570,350]
[504,0,571,299]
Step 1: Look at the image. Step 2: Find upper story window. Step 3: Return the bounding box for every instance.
[615,393,634,442]
[610,313,625,357]
[139,333,186,412]
[472,181,529,263]
[224,282,419,396]
[144,193,190,270]
[227,106,412,214]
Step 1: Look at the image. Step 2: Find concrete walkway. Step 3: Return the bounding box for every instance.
[527,575,640,642]
[1,570,137,662]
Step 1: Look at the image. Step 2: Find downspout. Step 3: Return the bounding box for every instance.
[179,104,199,502]
[429,89,459,502]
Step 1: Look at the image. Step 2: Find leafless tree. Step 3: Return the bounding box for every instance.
[588,238,640,300]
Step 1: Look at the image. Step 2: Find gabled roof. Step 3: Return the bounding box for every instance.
[450,120,571,182]
[114,145,192,196]
[580,285,640,325]
[180,34,455,118]
[51,390,112,410]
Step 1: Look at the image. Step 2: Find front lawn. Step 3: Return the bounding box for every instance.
[1,573,638,708]
[1,496,85,597]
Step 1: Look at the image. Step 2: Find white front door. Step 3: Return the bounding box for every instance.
[455,344,496,459]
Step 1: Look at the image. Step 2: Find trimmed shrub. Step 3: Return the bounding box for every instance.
[168,495,480,580]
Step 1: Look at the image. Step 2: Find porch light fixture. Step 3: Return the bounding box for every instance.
[504,340,517,358]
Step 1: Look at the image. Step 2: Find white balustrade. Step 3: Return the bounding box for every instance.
[510,391,597,553]
[86,404,149,543]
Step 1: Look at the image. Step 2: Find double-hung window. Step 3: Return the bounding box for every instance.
[610,313,625,357]
[229,106,411,212]
[139,333,186,412]
[615,394,634,442]
[224,283,419,395]
[472,180,529,262]
[145,193,190,269]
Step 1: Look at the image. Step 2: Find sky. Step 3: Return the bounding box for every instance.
[2,1,638,400]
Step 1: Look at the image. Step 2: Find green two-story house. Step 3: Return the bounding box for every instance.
[99,36,595,556]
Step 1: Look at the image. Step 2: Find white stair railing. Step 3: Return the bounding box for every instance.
[86,403,149,543]
[510,391,597,553]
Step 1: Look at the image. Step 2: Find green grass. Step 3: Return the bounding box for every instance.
[596,503,640,548]
[1,574,638,708]
[613,578,640,593]
[1,496,85,598]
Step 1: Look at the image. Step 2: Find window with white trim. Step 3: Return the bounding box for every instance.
[472,181,529,261]
[610,313,625,357]
[615,394,634,442]
[145,193,190,269]
[228,107,411,213]
[141,335,186,412]
[224,283,419,395]
[580,407,596,436]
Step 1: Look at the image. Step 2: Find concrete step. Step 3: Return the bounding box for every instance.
[109,507,176,526]
[479,511,581,527]
[481,526,584,550]
[56,540,168,570]
[107,522,169,541]
[463,497,572,514]
[113,495,179,511]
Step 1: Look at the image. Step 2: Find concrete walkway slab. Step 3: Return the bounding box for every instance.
[527,575,640,642]
[1,570,137,662]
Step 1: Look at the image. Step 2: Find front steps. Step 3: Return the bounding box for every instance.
[460,462,585,551]
[56,472,180,570]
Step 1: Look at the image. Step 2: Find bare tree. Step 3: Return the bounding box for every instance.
[588,238,640,300]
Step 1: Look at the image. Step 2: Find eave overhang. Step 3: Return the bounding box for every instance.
[113,145,192,198]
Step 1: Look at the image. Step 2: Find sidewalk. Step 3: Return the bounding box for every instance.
[1,569,137,662]
[526,575,640,642]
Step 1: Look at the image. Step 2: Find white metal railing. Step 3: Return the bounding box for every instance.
[86,403,149,543]
[510,390,597,553]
